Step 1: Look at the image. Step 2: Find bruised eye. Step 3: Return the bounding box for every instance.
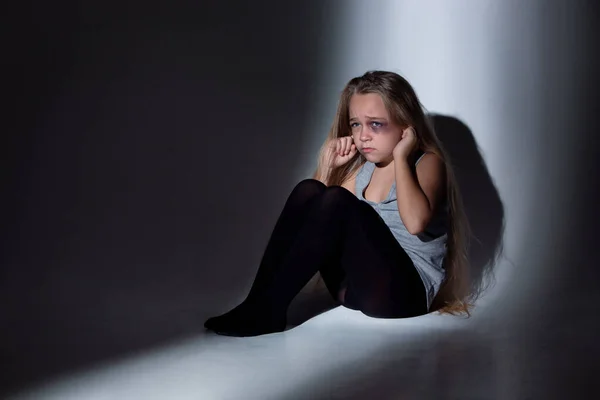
[349,121,385,130]
[350,121,383,127]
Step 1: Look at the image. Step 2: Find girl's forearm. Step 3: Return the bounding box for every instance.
[394,159,432,234]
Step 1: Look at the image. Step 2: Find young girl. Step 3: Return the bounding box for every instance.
[204,70,471,337]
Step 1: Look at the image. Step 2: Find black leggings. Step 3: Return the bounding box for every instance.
[247,179,428,319]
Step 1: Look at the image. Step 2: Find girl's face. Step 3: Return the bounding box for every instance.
[348,93,403,165]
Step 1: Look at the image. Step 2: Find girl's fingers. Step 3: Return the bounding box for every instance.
[347,144,356,157]
[332,137,356,162]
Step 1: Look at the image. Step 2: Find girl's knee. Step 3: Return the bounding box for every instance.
[315,185,357,212]
[322,185,356,203]
[292,179,326,198]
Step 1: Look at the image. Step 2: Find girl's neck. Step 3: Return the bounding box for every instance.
[374,154,395,169]
[374,159,396,177]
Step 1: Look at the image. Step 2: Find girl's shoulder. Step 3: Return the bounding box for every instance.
[415,151,445,169]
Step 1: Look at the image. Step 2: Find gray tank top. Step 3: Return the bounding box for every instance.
[354,154,448,310]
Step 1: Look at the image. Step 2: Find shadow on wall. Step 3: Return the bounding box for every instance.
[429,114,505,305]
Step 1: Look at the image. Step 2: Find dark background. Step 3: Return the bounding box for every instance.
[1,1,340,394]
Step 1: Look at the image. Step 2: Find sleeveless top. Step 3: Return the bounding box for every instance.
[354,154,448,311]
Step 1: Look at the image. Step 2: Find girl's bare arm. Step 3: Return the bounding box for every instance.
[394,153,446,235]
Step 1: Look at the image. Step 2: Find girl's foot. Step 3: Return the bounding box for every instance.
[204,301,287,337]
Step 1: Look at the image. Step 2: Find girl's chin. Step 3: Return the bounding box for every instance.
[361,151,376,158]
[362,153,377,160]
[366,155,395,167]
[362,152,391,162]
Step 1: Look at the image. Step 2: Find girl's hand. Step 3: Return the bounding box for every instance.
[393,126,418,160]
[324,136,357,168]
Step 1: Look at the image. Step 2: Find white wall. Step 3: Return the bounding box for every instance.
[300,0,596,320]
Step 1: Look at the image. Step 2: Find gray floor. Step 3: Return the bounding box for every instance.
[6,281,597,400]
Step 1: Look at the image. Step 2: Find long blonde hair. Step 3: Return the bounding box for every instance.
[314,71,473,315]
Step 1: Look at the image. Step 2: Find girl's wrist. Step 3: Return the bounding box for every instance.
[393,152,410,164]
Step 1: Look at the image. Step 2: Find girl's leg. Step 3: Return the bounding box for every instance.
[204,179,327,331]
[260,186,427,319]
[206,186,426,336]
[244,179,327,302]
[337,199,427,318]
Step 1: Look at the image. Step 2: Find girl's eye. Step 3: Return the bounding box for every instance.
[350,121,384,129]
